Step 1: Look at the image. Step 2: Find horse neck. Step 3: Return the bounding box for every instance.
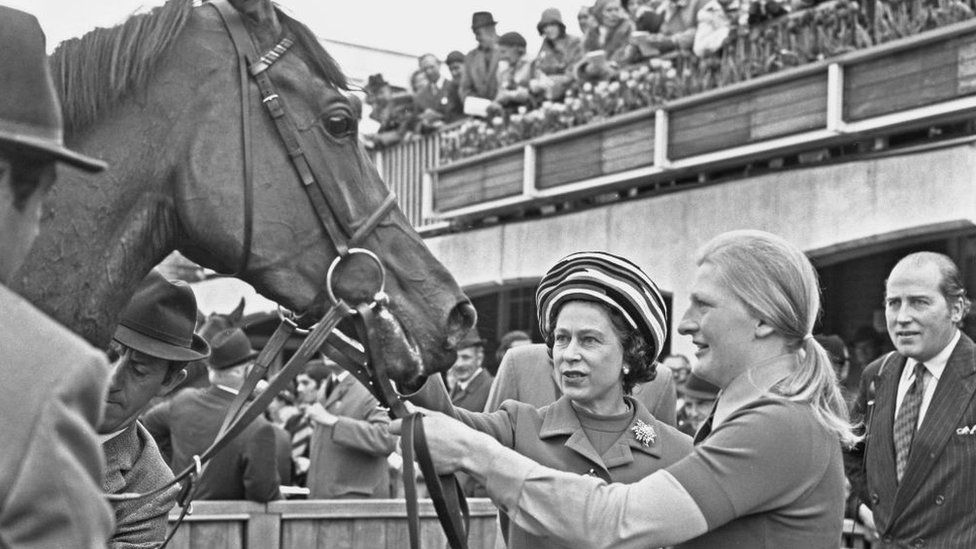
[14,154,180,348]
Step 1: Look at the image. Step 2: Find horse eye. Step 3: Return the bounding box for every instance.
[325,115,353,137]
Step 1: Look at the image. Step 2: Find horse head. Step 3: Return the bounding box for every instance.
[16,0,475,385]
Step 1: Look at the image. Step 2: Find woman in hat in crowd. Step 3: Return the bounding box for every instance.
[530,8,584,101]
[398,230,855,548]
[408,251,693,549]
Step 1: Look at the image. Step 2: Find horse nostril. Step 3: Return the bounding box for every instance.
[445,301,477,349]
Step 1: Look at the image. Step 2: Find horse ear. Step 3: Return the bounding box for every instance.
[229,297,246,325]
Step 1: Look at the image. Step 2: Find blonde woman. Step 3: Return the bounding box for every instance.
[396,230,856,548]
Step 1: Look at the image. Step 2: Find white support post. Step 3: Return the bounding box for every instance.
[654,110,670,168]
[421,171,435,221]
[373,148,384,176]
[523,144,537,197]
[826,64,846,133]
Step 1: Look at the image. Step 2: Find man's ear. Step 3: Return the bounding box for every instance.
[949,297,965,324]
[158,368,188,397]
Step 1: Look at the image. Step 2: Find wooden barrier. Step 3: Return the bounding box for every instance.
[166,499,499,549]
[165,500,874,548]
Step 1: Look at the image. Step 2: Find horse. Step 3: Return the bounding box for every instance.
[11,0,475,387]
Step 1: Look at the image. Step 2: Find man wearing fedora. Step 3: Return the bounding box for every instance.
[461,11,501,102]
[99,270,209,547]
[0,6,115,547]
[143,328,281,502]
[448,328,495,414]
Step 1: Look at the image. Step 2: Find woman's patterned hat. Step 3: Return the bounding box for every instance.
[536,251,668,361]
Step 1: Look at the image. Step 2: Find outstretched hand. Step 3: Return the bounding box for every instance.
[390,411,496,478]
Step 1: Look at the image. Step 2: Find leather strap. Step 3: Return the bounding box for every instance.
[357,303,470,549]
[213,0,257,276]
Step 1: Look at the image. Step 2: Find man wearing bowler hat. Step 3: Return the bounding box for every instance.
[143,327,281,502]
[0,6,114,547]
[461,11,501,102]
[100,270,209,548]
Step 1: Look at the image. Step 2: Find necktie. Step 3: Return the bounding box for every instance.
[324,375,338,399]
[450,383,463,401]
[893,363,928,482]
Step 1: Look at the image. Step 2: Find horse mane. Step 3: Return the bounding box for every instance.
[50,0,348,131]
[275,8,348,90]
[50,0,194,131]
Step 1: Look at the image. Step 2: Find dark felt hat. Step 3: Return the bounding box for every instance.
[209,328,258,370]
[498,32,527,49]
[537,8,567,34]
[678,374,720,401]
[303,358,333,384]
[365,73,390,94]
[446,50,466,65]
[471,11,498,30]
[458,326,485,350]
[115,270,210,362]
[0,7,106,172]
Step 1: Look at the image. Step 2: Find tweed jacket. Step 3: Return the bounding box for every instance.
[461,44,500,101]
[451,368,493,413]
[0,285,114,548]
[306,374,396,499]
[142,385,280,502]
[846,332,976,548]
[412,375,693,549]
[103,422,178,549]
[485,343,678,425]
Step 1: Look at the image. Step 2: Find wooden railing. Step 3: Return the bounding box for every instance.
[165,498,499,549]
[163,500,873,548]
[425,18,976,219]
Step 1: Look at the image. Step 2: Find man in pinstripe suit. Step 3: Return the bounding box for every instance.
[846,252,976,549]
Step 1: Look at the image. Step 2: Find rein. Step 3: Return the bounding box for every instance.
[106,2,469,548]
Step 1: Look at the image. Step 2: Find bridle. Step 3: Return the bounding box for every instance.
[104,2,470,548]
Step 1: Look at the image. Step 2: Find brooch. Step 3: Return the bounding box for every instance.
[631,419,656,447]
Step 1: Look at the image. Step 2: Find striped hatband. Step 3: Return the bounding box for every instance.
[536,251,668,362]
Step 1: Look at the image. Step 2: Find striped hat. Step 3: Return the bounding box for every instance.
[536,252,668,361]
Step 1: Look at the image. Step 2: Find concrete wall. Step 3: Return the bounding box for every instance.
[426,142,976,357]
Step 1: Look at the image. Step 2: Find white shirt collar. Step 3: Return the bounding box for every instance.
[99,427,128,444]
[904,328,960,383]
[456,368,483,392]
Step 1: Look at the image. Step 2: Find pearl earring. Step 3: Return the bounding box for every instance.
[622,366,630,375]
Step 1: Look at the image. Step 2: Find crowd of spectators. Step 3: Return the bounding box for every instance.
[361,0,974,159]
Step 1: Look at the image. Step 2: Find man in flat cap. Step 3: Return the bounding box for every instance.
[99,270,209,548]
[0,6,114,547]
[461,11,501,102]
[143,327,281,502]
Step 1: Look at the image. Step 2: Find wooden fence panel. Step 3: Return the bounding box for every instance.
[435,151,523,211]
[845,33,976,121]
[669,96,752,159]
[601,118,655,175]
[537,132,603,189]
[669,72,827,159]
